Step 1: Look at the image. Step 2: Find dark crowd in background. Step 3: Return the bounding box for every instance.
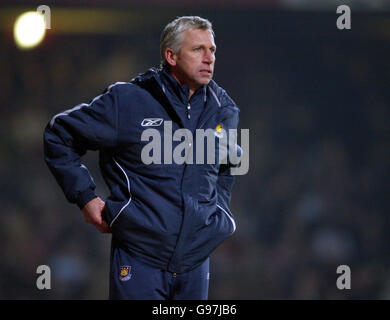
[0,7,389,299]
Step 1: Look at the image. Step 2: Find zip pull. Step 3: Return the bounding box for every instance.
[187,103,191,120]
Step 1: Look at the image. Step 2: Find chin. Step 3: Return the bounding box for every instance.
[199,77,212,85]
[192,75,212,87]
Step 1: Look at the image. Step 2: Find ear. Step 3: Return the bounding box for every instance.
[165,48,177,67]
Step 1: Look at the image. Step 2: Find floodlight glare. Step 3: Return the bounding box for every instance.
[14,11,46,49]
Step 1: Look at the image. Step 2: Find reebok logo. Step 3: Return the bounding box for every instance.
[141,118,164,127]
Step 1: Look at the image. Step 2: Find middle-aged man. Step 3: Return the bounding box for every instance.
[44,16,241,300]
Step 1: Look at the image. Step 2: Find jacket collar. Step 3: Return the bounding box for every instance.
[130,67,231,129]
[160,66,207,105]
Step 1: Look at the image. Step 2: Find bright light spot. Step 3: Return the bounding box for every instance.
[14,11,46,49]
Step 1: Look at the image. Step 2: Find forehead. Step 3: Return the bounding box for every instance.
[181,28,215,46]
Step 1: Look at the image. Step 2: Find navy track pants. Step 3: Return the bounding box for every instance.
[109,238,210,300]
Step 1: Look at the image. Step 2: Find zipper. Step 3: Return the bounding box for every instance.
[187,103,191,120]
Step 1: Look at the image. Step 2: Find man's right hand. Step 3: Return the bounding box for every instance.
[82,197,112,233]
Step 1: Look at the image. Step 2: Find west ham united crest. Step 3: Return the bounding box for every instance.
[119,266,132,281]
[214,123,223,138]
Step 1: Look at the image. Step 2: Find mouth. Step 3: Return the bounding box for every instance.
[199,70,212,75]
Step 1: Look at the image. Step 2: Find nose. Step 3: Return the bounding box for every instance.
[203,50,215,65]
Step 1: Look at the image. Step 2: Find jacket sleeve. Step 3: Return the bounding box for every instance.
[215,105,241,233]
[216,163,236,210]
[43,84,120,210]
[216,144,242,209]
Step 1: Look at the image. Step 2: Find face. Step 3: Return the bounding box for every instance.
[168,28,216,90]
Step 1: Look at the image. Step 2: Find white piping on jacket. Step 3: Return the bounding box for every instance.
[49,82,127,128]
[208,86,221,107]
[217,204,236,233]
[109,158,132,228]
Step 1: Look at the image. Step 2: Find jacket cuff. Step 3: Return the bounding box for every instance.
[76,189,97,210]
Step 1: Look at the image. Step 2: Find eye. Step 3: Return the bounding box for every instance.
[194,47,201,51]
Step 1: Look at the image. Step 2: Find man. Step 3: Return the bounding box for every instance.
[44,16,240,300]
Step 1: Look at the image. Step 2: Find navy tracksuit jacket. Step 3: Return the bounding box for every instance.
[43,67,240,277]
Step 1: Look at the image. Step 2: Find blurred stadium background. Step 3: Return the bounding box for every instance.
[1,0,389,299]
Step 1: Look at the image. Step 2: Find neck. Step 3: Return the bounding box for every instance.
[168,68,200,100]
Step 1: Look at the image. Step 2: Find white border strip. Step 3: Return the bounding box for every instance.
[217,204,236,233]
[109,158,132,228]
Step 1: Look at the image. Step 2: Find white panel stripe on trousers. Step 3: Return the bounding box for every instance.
[216,204,236,233]
[49,81,127,128]
[109,158,132,228]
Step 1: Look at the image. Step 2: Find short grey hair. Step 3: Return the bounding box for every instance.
[160,16,215,68]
